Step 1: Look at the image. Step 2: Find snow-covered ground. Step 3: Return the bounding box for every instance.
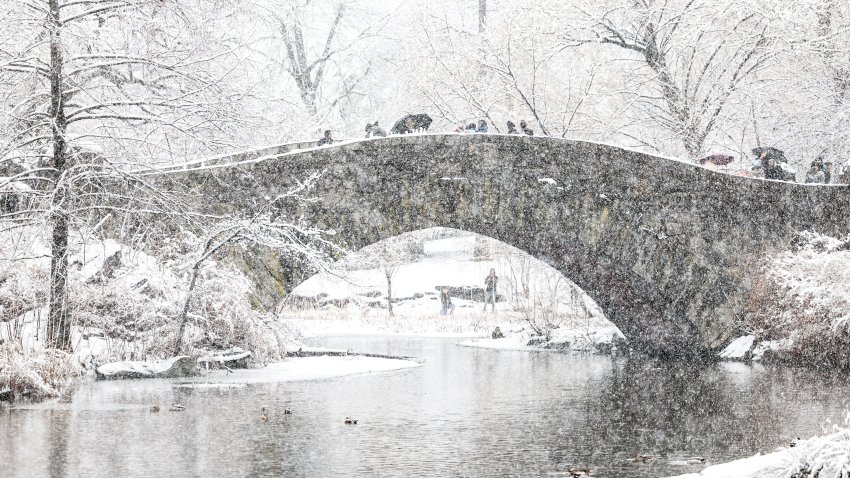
[178,355,420,386]
[282,230,622,351]
[668,428,850,478]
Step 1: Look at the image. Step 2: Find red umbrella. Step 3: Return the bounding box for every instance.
[699,154,735,166]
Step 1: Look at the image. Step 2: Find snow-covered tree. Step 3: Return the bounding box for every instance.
[341,233,424,318]
[173,173,337,355]
[391,0,604,137]
[0,0,248,349]
[562,0,777,159]
[245,0,389,133]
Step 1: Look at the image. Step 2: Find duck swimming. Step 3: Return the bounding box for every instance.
[169,403,185,412]
[344,417,358,425]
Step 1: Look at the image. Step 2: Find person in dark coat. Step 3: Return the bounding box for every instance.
[365,121,387,138]
[805,160,825,184]
[440,288,455,316]
[317,130,333,146]
[824,161,833,184]
[491,326,504,339]
[758,150,784,180]
[520,120,533,136]
[476,120,488,133]
[506,121,518,134]
[483,268,497,313]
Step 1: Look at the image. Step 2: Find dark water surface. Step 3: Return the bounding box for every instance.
[2,336,849,477]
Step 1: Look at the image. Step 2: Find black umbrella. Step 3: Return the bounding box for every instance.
[390,115,416,134]
[391,115,412,134]
[699,154,735,166]
[752,147,785,160]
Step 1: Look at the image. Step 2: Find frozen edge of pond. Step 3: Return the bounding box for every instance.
[177,355,422,386]
[668,429,850,478]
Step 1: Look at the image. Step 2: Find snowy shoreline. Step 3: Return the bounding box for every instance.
[667,429,850,478]
[176,354,421,386]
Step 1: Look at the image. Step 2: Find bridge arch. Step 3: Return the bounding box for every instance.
[179,134,850,358]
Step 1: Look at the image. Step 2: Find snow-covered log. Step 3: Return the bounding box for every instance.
[197,348,252,369]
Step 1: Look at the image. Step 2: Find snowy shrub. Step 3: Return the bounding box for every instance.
[0,262,48,321]
[0,343,81,400]
[0,226,298,366]
[743,232,850,369]
[166,258,292,363]
[784,429,850,478]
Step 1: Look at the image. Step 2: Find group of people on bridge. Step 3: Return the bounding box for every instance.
[316,113,538,145]
[316,115,843,184]
[703,146,840,184]
[450,119,534,136]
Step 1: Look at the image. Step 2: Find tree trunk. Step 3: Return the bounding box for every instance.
[172,264,201,356]
[478,0,487,33]
[46,0,71,350]
[385,270,394,317]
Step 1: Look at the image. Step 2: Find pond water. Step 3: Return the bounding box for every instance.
[2,336,850,477]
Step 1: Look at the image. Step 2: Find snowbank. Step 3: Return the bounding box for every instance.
[176,355,420,385]
[718,335,755,360]
[668,428,850,478]
[95,356,198,380]
[458,324,623,352]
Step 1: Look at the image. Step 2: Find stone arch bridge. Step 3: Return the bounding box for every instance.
[171,134,850,358]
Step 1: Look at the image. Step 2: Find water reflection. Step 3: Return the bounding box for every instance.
[2,337,849,478]
[47,410,70,478]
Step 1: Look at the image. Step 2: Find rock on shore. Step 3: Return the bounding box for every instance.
[96,356,198,380]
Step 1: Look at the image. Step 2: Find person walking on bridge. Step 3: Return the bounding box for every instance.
[805,159,825,184]
[317,129,334,146]
[483,268,498,313]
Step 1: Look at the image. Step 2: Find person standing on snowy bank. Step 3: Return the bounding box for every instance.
[520,120,533,136]
[476,120,488,133]
[483,268,497,313]
[440,288,455,316]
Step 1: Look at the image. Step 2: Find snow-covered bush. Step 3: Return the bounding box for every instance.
[742,231,850,368]
[0,261,47,321]
[0,226,298,366]
[0,343,80,400]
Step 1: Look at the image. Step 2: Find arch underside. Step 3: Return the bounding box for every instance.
[180,135,850,358]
